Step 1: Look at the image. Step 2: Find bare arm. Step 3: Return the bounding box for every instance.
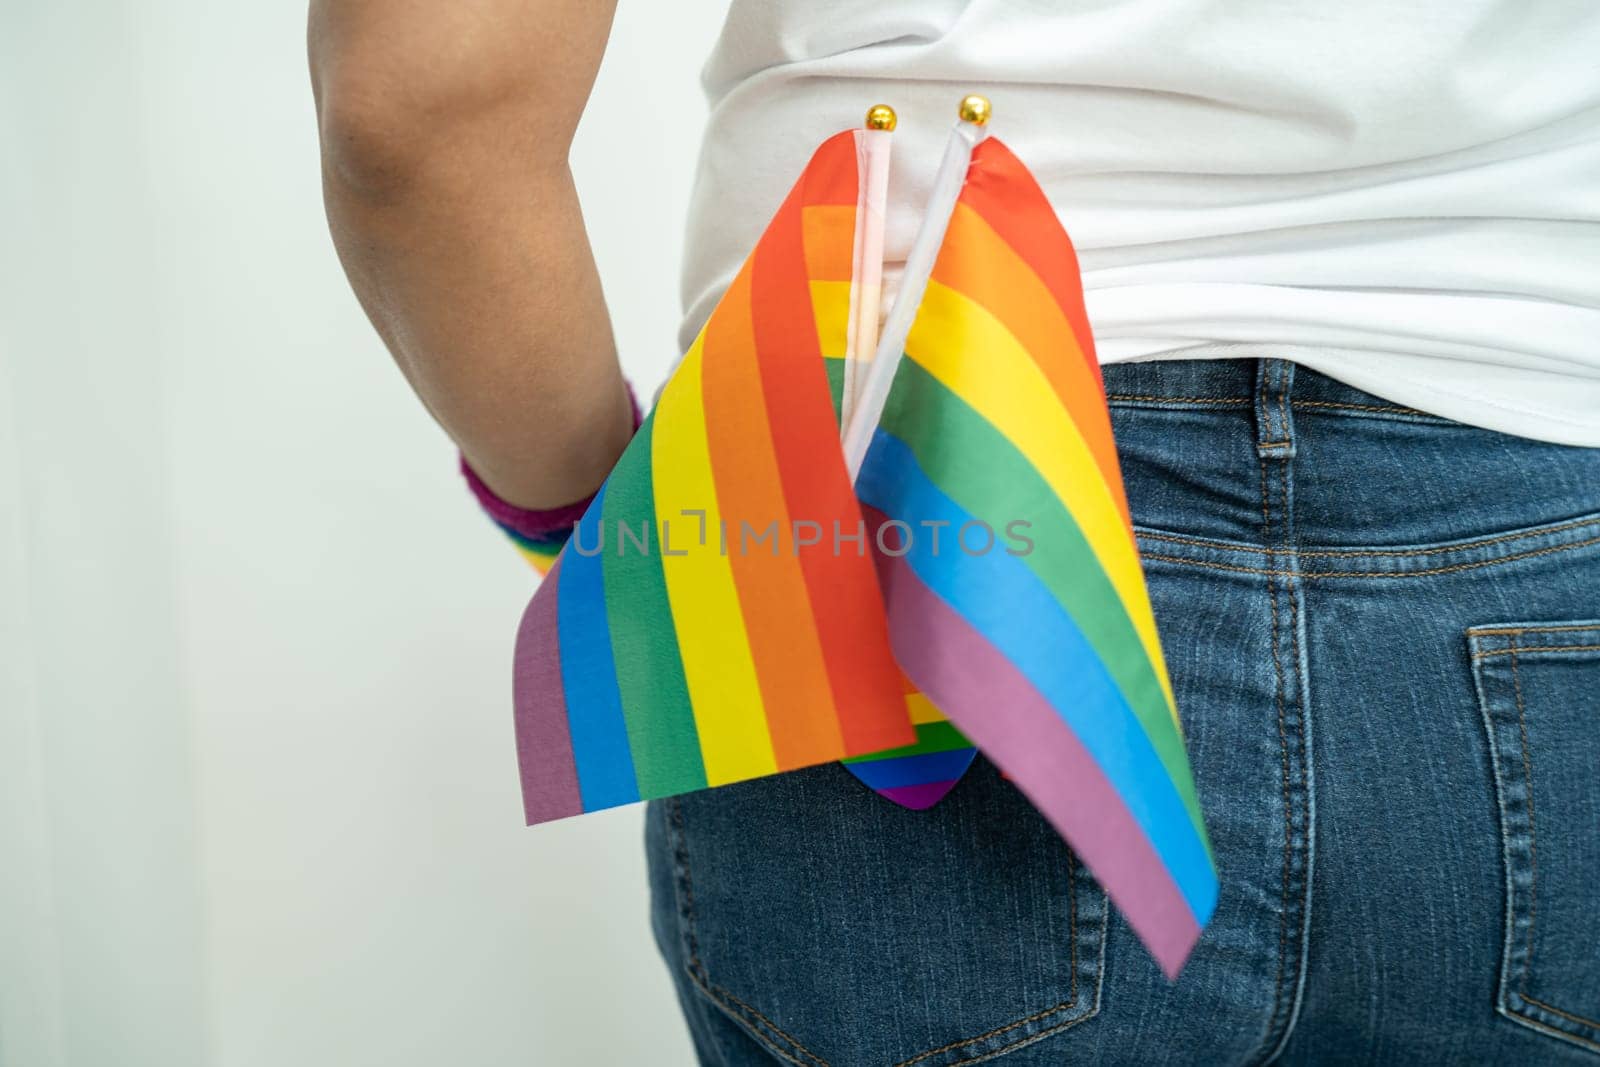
[308,0,631,510]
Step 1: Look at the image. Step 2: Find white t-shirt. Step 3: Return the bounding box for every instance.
[678,0,1600,445]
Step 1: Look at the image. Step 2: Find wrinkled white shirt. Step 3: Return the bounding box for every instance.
[679,0,1600,445]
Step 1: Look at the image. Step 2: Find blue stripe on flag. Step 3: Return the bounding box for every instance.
[842,748,978,791]
[858,429,1216,921]
[558,484,641,811]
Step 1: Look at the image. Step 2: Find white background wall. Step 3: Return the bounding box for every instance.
[1,2,731,1063]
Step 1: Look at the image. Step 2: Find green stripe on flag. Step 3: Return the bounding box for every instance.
[823,356,846,426]
[842,719,972,762]
[601,412,708,797]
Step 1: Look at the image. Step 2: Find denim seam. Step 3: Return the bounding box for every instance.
[1510,642,1539,1011]
[1473,624,1600,637]
[669,796,1096,1067]
[1142,534,1600,580]
[1472,637,1600,1055]
[892,861,1084,1067]
[1107,395,1446,428]
[1278,436,1316,1066]
[1473,633,1526,1049]
[1290,399,1430,416]
[1106,394,1252,406]
[922,1005,1100,1067]
[1475,644,1600,659]
[1510,1017,1600,1055]
[1107,395,1433,415]
[1278,362,1290,454]
[1244,359,1314,1067]
[1524,999,1600,1032]
[1249,359,1312,1067]
[669,796,830,1067]
[1260,449,1293,1066]
[702,982,827,1067]
[1139,516,1600,560]
[1508,642,1600,1036]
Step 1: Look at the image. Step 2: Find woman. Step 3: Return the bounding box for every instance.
[309,1,1600,1062]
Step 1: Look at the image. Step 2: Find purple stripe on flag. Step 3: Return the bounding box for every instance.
[878,780,964,810]
[513,557,584,824]
[874,544,1204,978]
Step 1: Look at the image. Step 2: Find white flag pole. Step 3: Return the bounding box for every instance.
[841,97,991,480]
[840,106,896,431]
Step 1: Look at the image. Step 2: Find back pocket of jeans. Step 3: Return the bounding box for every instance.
[664,761,1107,1067]
[1470,621,1600,1055]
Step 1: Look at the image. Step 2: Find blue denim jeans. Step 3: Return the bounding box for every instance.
[644,358,1600,1066]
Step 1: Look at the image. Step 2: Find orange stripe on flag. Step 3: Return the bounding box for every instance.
[932,202,1131,532]
[701,265,846,768]
[802,205,858,281]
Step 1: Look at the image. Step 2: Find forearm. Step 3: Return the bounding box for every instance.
[309,0,629,509]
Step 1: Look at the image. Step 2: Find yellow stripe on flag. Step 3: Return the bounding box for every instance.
[808,280,853,359]
[651,335,779,784]
[905,693,947,726]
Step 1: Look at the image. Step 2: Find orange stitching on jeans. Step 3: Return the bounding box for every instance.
[1138,517,1600,560]
[1521,995,1600,1032]
[1281,449,1310,1036]
[1104,394,1251,405]
[1511,641,1538,1005]
[1504,641,1600,1037]
[893,862,1083,1066]
[891,985,1076,1064]
[1272,404,1312,1061]
[1510,1012,1600,1053]
[1106,395,1433,416]
[1138,530,1277,554]
[673,801,1094,1067]
[1277,361,1290,450]
[1471,624,1600,637]
[671,799,830,1067]
[1298,519,1600,559]
[1143,534,1600,579]
[1291,399,1431,416]
[1069,855,1077,989]
[1258,439,1295,1060]
[938,1011,1100,1067]
[696,977,829,1067]
[1143,554,1291,576]
[1473,644,1600,660]
[1311,536,1600,578]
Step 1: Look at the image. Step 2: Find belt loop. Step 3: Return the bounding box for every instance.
[1254,358,1297,460]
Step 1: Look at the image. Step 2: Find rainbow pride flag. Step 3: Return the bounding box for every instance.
[848,131,1218,976]
[840,672,976,809]
[511,129,916,824]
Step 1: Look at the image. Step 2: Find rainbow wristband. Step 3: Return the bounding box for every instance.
[461,382,643,574]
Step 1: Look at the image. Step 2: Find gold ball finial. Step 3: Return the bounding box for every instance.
[864,104,898,131]
[958,94,991,126]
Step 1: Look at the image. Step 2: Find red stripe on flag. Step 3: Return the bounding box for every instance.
[962,138,1102,385]
[749,135,913,754]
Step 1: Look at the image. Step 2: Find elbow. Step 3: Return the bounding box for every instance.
[309,15,570,199]
[315,73,430,198]
[313,57,490,199]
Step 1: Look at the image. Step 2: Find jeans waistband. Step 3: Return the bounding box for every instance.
[1098,357,1600,564]
[1101,358,1444,422]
